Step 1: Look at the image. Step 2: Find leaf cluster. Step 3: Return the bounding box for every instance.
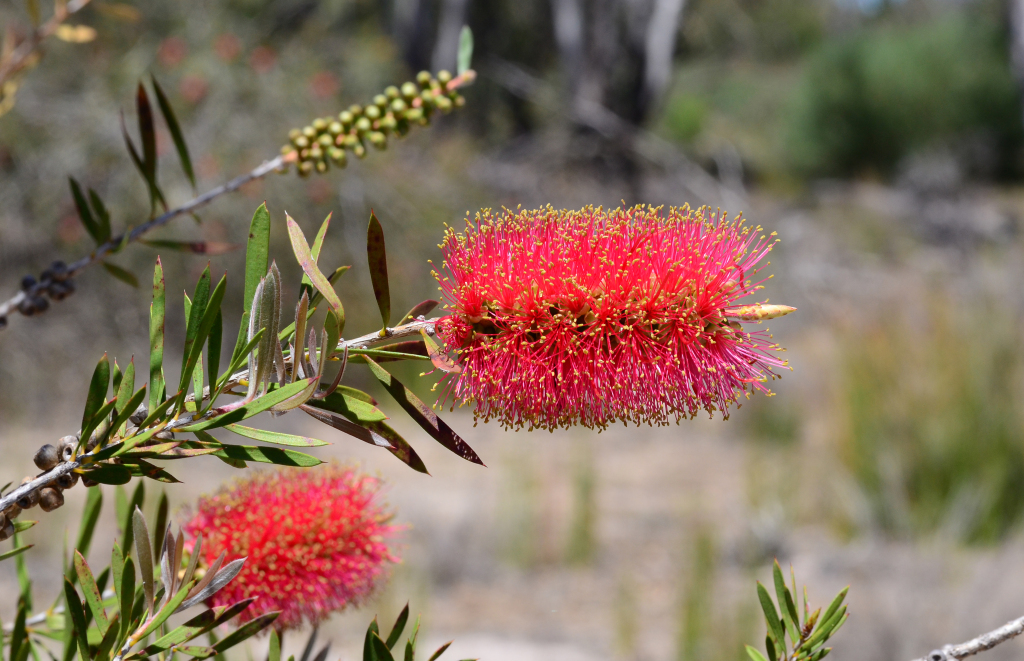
[747,561,849,661]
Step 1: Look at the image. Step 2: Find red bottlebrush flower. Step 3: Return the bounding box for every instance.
[432,205,793,431]
[181,466,398,631]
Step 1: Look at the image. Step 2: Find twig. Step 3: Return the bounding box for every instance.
[0,0,93,88]
[912,614,1024,660]
[0,316,438,514]
[0,155,286,322]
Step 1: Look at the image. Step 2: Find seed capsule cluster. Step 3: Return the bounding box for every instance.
[6,260,76,326]
[281,69,468,177]
[0,435,79,540]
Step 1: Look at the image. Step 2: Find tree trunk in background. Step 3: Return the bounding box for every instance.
[551,0,686,125]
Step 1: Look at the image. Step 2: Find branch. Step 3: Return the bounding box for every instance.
[0,0,93,89]
[0,316,439,514]
[0,155,287,321]
[912,614,1024,660]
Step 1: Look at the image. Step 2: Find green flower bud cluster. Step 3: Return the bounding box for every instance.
[281,69,468,177]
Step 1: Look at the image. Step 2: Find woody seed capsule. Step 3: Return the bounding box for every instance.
[0,518,13,541]
[4,504,21,519]
[57,472,77,489]
[39,488,64,512]
[60,435,77,461]
[16,479,39,509]
[34,444,60,470]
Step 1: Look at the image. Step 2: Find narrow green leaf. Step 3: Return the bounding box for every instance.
[153,491,169,561]
[366,211,391,329]
[308,265,350,313]
[115,359,136,435]
[138,579,196,638]
[299,212,332,300]
[308,390,388,423]
[386,604,409,650]
[208,309,222,400]
[141,239,241,254]
[286,213,343,323]
[88,188,112,244]
[102,261,140,288]
[63,580,90,661]
[72,488,103,577]
[74,552,109,634]
[80,397,117,452]
[180,378,314,431]
[183,441,322,468]
[211,612,280,653]
[152,76,196,189]
[399,300,439,326]
[123,482,145,551]
[10,599,27,661]
[150,258,166,412]
[12,520,36,533]
[269,631,282,661]
[817,587,848,632]
[756,582,786,652]
[224,424,329,447]
[180,266,212,387]
[773,560,799,643]
[244,203,271,316]
[68,178,99,243]
[372,634,395,661]
[80,463,132,485]
[111,544,124,605]
[121,109,165,214]
[81,353,110,443]
[363,421,429,475]
[177,274,226,412]
[0,545,33,561]
[137,83,164,213]
[119,556,136,642]
[457,25,473,76]
[107,387,147,448]
[745,646,769,661]
[427,641,452,661]
[365,357,483,465]
[133,508,154,614]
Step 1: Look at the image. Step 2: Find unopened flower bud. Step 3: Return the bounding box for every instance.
[404,108,424,123]
[401,82,418,99]
[315,160,328,174]
[435,96,453,113]
[39,488,64,512]
[368,132,387,150]
[33,444,60,470]
[288,128,302,143]
[302,126,317,139]
[379,114,397,132]
[21,275,36,290]
[294,135,310,150]
[317,134,332,148]
[389,98,407,114]
[348,104,363,117]
[416,70,432,87]
[329,147,347,167]
[355,117,371,134]
[364,105,381,120]
[420,90,436,107]
[353,143,366,159]
[385,85,400,99]
[339,110,354,127]
[342,134,360,149]
[298,161,313,177]
[328,121,343,136]
[312,118,328,132]
[454,94,466,108]
[437,70,452,85]
[308,145,323,161]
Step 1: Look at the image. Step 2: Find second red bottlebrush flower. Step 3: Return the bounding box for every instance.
[181,466,398,631]
[433,204,794,431]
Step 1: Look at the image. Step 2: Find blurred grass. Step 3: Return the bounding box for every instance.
[839,302,1024,543]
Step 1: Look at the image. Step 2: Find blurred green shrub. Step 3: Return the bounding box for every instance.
[663,96,708,144]
[787,13,1022,178]
[839,306,1024,543]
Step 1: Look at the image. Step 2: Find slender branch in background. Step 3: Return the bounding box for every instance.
[0,0,93,91]
[0,68,475,329]
[912,614,1024,660]
[0,316,438,514]
[0,155,288,321]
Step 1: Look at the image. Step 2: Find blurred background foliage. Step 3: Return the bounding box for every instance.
[7,0,1024,659]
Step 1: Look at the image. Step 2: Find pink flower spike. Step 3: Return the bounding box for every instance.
[432,204,793,431]
[181,466,398,631]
